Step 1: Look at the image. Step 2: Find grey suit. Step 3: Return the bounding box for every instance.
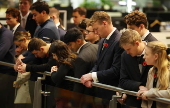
[51,42,98,95]
[73,42,98,95]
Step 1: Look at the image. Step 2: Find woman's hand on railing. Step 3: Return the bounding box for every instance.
[51,66,58,73]
[16,54,25,65]
[137,89,148,100]
[116,92,127,105]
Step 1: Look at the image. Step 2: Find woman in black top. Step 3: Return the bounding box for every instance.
[50,40,77,90]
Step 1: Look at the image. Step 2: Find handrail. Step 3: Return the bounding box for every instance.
[0,61,170,105]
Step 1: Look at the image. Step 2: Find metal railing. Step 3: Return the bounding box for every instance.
[0,61,170,107]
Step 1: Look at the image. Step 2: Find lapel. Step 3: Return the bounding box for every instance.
[97,30,118,64]
[134,56,142,78]
[143,33,151,41]
[98,38,105,55]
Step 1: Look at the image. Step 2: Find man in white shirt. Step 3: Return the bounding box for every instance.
[80,11,124,101]
[19,0,37,37]
[6,8,26,56]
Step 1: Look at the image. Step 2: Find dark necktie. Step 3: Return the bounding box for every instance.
[102,39,108,50]
[136,55,144,64]
[136,55,144,74]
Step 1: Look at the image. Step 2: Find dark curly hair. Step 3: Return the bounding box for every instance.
[124,10,148,28]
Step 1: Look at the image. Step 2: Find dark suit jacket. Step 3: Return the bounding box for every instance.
[143,33,157,42]
[120,52,153,107]
[119,33,157,107]
[58,28,66,41]
[91,29,124,100]
[25,13,37,37]
[34,18,60,43]
[0,25,15,75]
[14,25,26,34]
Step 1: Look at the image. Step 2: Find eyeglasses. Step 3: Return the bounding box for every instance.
[84,30,94,34]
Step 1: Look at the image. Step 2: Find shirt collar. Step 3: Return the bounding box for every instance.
[105,27,116,40]
[12,23,20,34]
[76,42,88,54]
[137,41,147,57]
[141,30,149,40]
[20,11,30,19]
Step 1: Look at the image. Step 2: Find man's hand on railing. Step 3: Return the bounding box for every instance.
[17,63,26,73]
[80,73,93,88]
[84,81,92,88]
[116,92,127,105]
[136,86,148,100]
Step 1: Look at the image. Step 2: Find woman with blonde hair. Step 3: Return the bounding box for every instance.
[137,41,170,108]
[13,31,33,104]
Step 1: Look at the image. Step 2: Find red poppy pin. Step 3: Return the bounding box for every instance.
[46,53,49,57]
[103,43,109,47]
[154,73,157,78]
[142,61,147,66]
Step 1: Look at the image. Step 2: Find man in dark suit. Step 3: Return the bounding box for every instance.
[30,1,60,43]
[124,10,157,42]
[0,23,16,108]
[6,8,26,34]
[118,29,156,108]
[49,7,66,41]
[19,0,37,37]
[63,28,98,95]
[80,11,124,101]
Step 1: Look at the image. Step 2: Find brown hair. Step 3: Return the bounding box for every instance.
[28,38,47,52]
[73,7,86,16]
[6,8,21,23]
[124,10,148,28]
[90,11,112,25]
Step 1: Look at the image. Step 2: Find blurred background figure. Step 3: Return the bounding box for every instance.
[6,8,25,34]
[49,7,66,41]
[19,0,37,37]
[78,18,89,37]
[6,8,26,57]
[72,7,86,25]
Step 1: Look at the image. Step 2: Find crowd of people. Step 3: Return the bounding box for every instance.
[0,0,170,108]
